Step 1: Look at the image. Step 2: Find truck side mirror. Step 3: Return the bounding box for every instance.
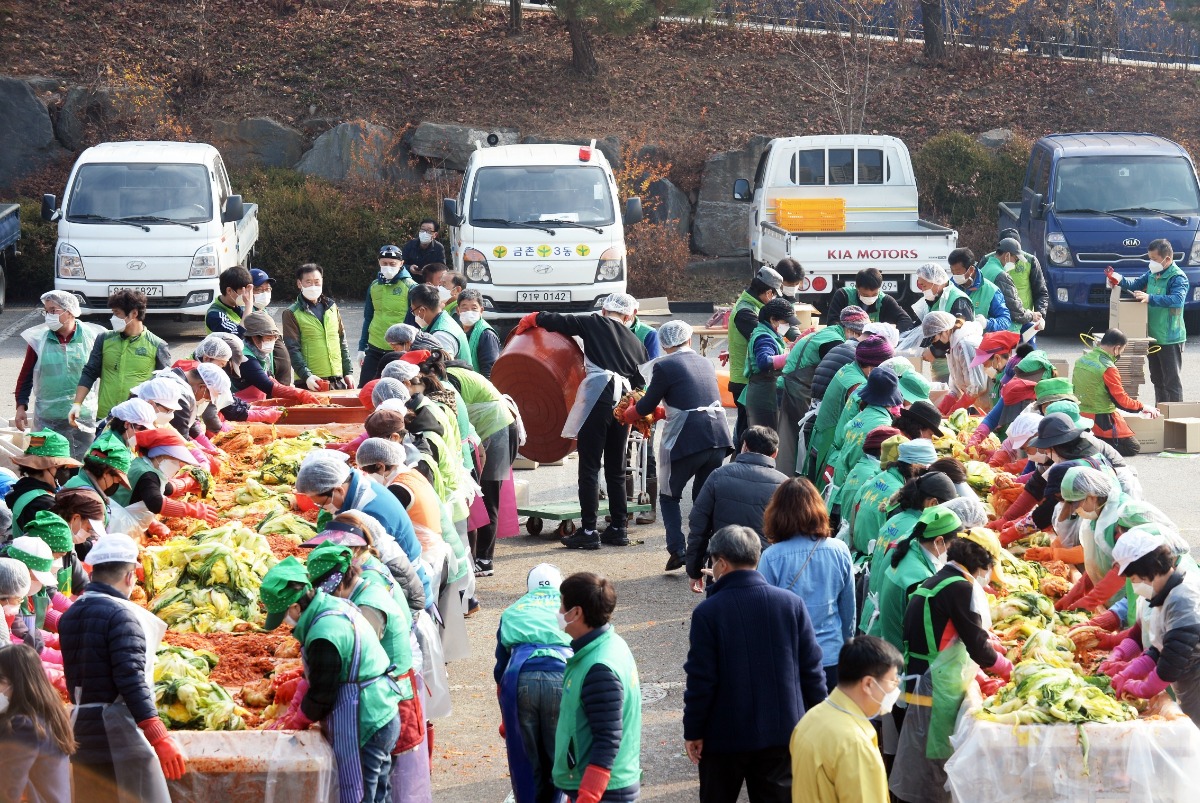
[41,194,58,222]
[443,198,461,227]
[1029,192,1045,220]
[732,178,751,201]
[222,195,244,224]
[624,197,643,226]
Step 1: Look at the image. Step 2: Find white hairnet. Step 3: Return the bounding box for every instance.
[657,320,693,349]
[357,437,406,469]
[195,334,234,362]
[1060,466,1119,502]
[941,495,987,529]
[863,321,900,348]
[295,449,352,495]
[41,290,81,318]
[109,398,156,428]
[921,311,956,338]
[381,361,419,383]
[377,398,409,414]
[207,332,246,370]
[602,293,638,317]
[917,262,949,285]
[135,377,183,410]
[0,557,31,598]
[372,377,412,408]
[385,323,419,346]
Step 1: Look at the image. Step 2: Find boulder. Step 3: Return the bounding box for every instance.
[645,178,692,238]
[692,201,750,257]
[21,76,67,95]
[978,128,1016,149]
[0,77,64,191]
[697,134,771,203]
[412,122,519,171]
[213,117,306,169]
[56,87,118,152]
[295,121,420,185]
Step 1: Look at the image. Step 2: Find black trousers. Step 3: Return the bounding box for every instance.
[577,396,629,533]
[729,380,747,453]
[698,745,791,803]
[359,344,391,385]
[1149,342,1184,403]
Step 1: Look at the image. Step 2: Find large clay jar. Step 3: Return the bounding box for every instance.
[492,328,586,463]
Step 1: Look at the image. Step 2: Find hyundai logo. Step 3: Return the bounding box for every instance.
[1123,238,1141,248]
[534,264,553,274]
[127,260,147,271]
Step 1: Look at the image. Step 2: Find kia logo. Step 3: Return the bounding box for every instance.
[534,264,553,274]
[127,260,147,271]
[1123,238,1141,248]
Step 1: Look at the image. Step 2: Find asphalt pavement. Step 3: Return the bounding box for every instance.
[0,301,1197,801]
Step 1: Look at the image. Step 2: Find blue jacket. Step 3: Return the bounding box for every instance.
[0,716,71,803]
[686,453,787,580]
[342,470,433,604]
[968,271,1012,333]
[683,570,828,752]
[635,349,733,460]
[759,537,856,666]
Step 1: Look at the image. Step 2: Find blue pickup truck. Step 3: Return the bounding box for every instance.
[0,203,17,314]
[999,132,1200,328]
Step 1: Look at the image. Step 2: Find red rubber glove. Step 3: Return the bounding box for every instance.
[620,402,642,425]
[271,382,321,405]
[272,707,315,731]
[718,350,729,366]
[967,423,992,449]
[1055,573,1092,611]
[575,765,612,803]
[652,406,666,422]
[1105,266,1122,287]
[498,721,506,738]
[1090,609,1121,632]
[160,498,219,526]
[996,489,1039,525]
[1095,628,1134,650]
[976,671,1005,697]
[246,407,283,423]
[168,473,200,497]
[1074,567,1126,612]
[512,312,540,337]
[138,718,186,780]
[1123,669,1171,700]
[147,521,171,539]
[989,652,1013,681]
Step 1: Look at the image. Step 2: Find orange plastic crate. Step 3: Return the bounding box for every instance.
[773,198,846,231]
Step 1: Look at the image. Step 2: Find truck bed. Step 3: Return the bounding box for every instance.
[0,204,19,251]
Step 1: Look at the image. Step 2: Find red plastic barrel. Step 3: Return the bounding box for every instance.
[491,328,586,463]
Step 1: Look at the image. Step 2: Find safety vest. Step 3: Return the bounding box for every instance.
[877,537,938,651]
[967,276,1000,321]
[348,579,415,690]
[465,318,497,373]
[844,287,880,322]
[97,330,165,418]
[427,312,471,361]
[743,322,785,380]
[498,588,572,663]
[367,278,415,350]
[980,253,1035,324]
[1145,263,1188,345]
[289,300,343,379]
[108,457,163,508]
[931,284,971,315]
[30,324,99,422]
[446,366,514,441]
[553,628,642,792]
[1073,347,1117,415]
[10,487,52,538]
[726,291,764,385]
[294,592,404,745]
[205,298,242,335]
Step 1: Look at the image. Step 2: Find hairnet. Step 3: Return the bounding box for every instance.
[377,398,409,414]
[917,262,949,285]
[207,332,246,368]
[657,320,693,349]
[602,293,638,317]
[941,496,988,529]
[356,437,406,469]
[863,321,900,348]
[1059,465,1118,502]
[372,378,412,408]
[109,398,156,428]
[412,332,444,353]
[135,377,183,410]
[1005,410,1043,448]
[294,449,352,496]
[41,290,81,318]
[385,323,419,346]
[921,311,956,338]
[195,334,233,362]
[381,361,420,383]
[0,557,31,597]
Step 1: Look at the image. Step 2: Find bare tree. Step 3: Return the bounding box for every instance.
[791,0,878,134]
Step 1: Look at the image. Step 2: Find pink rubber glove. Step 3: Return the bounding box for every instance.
[989,652,1013,681]
[246,407,283,423]
[967,423,992,449]
[1109,637,1143,664]
[1112,653,1156,692]
[1122,670,1171,700]
[770,352,788,370]
[1095,628,1134,650]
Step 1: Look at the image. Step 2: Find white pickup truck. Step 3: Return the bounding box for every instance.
[42,141,258,318]
[732,135,957,309]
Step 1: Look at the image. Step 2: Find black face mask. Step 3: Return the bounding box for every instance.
[929,341,950,358]
[54,467,75,487]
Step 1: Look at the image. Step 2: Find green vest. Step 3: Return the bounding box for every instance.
[205,298,242,335]
[967,277,1000,321]
[878,541,939,652]
[349,579,415,692]
[1073,347,1116,414]
[10,488,52,538]
[980,253,1035,326]
[367,279,415,350]
[743,322,785,380]
[844,287,880,322]
[108,456,163,508]
[97,330,165,418]
[837,454,879,515]
[1145,264,1188,345]
[829,406,893,489]
[290,300,343,379]
[295,592,404,745]
[553,628,642,792]
[930,284,971,315]
[447,367,514,441]
[810,362,867,475]
[428,312,471,362]
[33,324,98,422]
[359,554,407,608]
[851,467,905,557]
[860,507,921,636]
[499,588,572,663]
[465,319,497,373]
[726,291,764,385]
[787,325,845,374]
[630,317,654,349]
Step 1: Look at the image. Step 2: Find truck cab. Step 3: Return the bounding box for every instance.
[1000,133,1200,324]
[42,141,259,318]
[442,141,641,321]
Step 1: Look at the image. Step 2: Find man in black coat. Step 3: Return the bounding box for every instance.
[683,525,828,803]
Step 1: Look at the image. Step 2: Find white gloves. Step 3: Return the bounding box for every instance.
[305,375,322,391]
[68,403,82,427]
[344,375,356,390]
[356,350,366,366]
[1140,407,1161,419]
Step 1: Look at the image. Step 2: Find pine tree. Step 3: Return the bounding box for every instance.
[553,0,711,77]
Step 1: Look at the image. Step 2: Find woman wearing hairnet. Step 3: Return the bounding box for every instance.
[14,292,106,460]
[920,312,987,414]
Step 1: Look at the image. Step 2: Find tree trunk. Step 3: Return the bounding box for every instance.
[508,0,522,34]
[566,17,599,77]
[920,0,945,59]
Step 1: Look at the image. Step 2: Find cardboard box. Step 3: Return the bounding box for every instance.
[906,355,928,376]
[1163,417,1200,453]
[1126,414,1164,452]
[1157,402,1200,419]
[1049,358,1071,379]
[1109,287,1149,339]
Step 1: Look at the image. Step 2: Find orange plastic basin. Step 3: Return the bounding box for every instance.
[491,328,586,463]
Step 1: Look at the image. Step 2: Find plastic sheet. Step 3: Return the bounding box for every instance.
[945,707,1200,802]
[167,731,338,803]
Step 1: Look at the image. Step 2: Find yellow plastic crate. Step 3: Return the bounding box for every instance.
[773,197,846,231]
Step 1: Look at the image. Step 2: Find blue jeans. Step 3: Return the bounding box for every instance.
[517,670,565,803]
[362,714,401,803]
[661,447,727,556]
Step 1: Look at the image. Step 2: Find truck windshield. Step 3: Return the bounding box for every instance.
[469,166,615,227]
[1053,156,1200,215]
[66,163,213,224]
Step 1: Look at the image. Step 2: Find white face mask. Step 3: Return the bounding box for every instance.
[952,273,971,286]
[1076,505,1100,520]
[419,231,434,245]
[927,540,947,570]
[414,314,428,329]
[857,294,878,306]
[1029,451,1049,465]
[780,285,799,299]
[110,315,128,333]
[2,603,18,618]
[155,410,173,426]
[1132,581,1155,599]
[260,338,278,353]
[301,285,322,302]
[284,609,299,628]
[436,285,451,303]
[459,310,481,327]
[556,609,574,632]
[195,399,210,416]
[922,289,937,302]
[0,692,9,715]
[156,458,184,479]
[985,366,999,379]
[775,322,790,336]
[380,264,401,281]
[1148,258,1165,274]
[45,312,64,331]
[254,292,271,309]
[870,678,901,717]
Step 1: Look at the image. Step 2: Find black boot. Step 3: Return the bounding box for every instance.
[561,528,601,550]
[600,525,631,547]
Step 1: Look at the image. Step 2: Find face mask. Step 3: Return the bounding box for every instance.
[0,693,8,715]
[380,264,400,281]
[157,458,183,479]
[110,315,127,333]
[985,366,999,379]
[870,678,901,717]
[261,338,278,353]
[857,294,878,307]
[556,609,574,631]
[780,285,798,298]
[929,341,950,358]
[975,570,992,586]
[436,285,451,303]
[284,609,299,628]
[1076,506,1100,520]
[927,540,947,569]
[45,313,64,331]
[195,399,210,416]
[923,289,937,302]
[1148,258,1165,274]
[301,285,322,302]
[155,410,173,426]
[952,273,971,286]
[419,231,434,245]
[459,310,481,327]
[1029,451,1049,464]
[775,323,790,336]
[254,292,271,309]
[1132,581,1155,599]
[414,314,428,329]
[2,603,18,618]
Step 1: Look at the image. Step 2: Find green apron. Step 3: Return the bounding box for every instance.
[906,573,973,760]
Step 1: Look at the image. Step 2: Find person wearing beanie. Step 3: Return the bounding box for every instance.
[625,320,734,571]
[821,366,901,496]
[947,247,1011,333]
[1073,328,1160,457]
[821,267,916,331]
[741,298,801,431]
[836,425,900,537]
[495,564,573,803]
[725,266,786,447]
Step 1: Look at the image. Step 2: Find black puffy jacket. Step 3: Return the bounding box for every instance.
[58,583,159,764]
[810,339,858,402]
[686,453,788,580]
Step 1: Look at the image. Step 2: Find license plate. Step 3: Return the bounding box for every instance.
[109,284,163,297]
[517,290,572,303]
[843,280,898,292]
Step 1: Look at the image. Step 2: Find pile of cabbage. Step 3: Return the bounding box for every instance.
[254,428,337,486]
[154,645,248,731]
[978,661,1137,726]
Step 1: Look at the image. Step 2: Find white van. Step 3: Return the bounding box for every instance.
[42,141,259,317]
[442,141,642,321]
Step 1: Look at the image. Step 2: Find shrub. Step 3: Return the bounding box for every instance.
[913,132,1029,230]
[10,198,58,300]
[626,221,690,299]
